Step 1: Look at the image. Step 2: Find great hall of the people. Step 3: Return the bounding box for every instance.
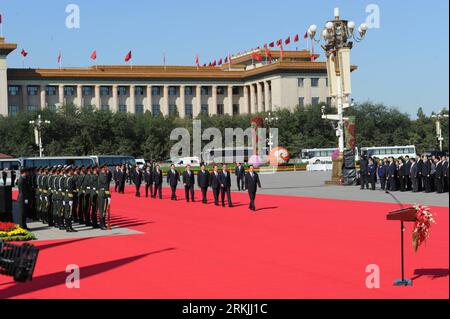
[0,37,355,118]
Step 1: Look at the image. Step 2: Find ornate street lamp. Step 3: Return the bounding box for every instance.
[431,111,449,152]
[29,114,51,157]
[308,8,368,184]
[264,112,279,153]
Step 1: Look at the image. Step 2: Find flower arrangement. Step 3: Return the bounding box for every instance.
[412,205,436,252]
[0,222,36,242]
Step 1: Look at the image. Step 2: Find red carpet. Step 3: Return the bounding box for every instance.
[1,186,448,299]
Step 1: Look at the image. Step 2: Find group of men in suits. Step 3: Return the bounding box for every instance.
[360,154,449,193]
[1,168,16,186]
[115,162,262,211]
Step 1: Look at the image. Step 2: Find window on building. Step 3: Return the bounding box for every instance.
[326,97,332,106]
[83,86,93,96]
[312,97,320,105]
[325,78,329,87]
[47,105,57,112]
[100,86,110,96]
[8,105,19,116]
[8,86,20,96]
[298,97,305,107]
[217,104,224,115]
[46,86,57,96]
[64,86,75,96]
[201,87,209,96]
[118,87,127,96]
[185,104,193,118]
[201,104,209,114]
[119,105,127,113]
[232,87,240,95]
[217,87,225,95]
[135,104,144,115]
[169,104,178,115]
[169,86,177,96]
[311,78,319,87]
[27,86,39,96]
[152,104,161,116]
[298,78,305,87]
[135,86,144,96]
[185,86,193,96]
[233,104,240,115]
[152,86,161,96]
[101,105,110,111]
[28,105,39,112]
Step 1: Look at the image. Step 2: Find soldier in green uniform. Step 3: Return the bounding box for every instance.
[71,167,80,223]
[82,166,93,226]
[51,168,61,229]
[63,166,78,232]
[90,166,100,228]
[46,167,56,226]
[77,166,86,225]
[35,167,42,222]
[58,167,68,230]
[98,164,112,230]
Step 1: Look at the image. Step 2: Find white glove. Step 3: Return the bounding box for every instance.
[69,201,73,207]
[107,198,111,204]
[24,199,29,204]
[40,196,43,201]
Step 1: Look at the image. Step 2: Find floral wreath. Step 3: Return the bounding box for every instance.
[412,205,436,252]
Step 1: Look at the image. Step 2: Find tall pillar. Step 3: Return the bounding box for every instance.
[179,85,186,118]
[129,85,136,114]
[40,85,46,110]
[226,85,233,115]
[77,85,83,108]
[250,84,256,114]
[58,85,64,106]
[242,85,249,114]
[146,85,152,113]
[22,85,28,112]
[257,82,264,113]
[210,85,217,115]
[95,85,101,109]
[0,38,17,116]
[264,81,271,112]
[195,85,202,117]
[162,85,169,116]
[112,85,118,112]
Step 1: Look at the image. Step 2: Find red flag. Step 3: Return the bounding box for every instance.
[212,60,216,66]
[285,36,291,45]
[90,50,97,61]
[125,50,132,62]
[21,49,28,57]
[57,50,62,64]
[252,52,263,61]
[294,34,299,42]
[195,54,199,66]
[276,39,282,46]
[269,42,274,48]
[224,56,228,64]
[264,47,272,61]
[203,63,206,67]
[304,31,308,39]
[0,14,2,24]
[218,58,222,65]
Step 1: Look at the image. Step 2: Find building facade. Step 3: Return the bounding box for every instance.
[1,37,353,118]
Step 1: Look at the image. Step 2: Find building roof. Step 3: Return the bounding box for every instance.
[0,153,13,159]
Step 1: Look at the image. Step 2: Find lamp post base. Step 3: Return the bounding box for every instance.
[325,156,344,185]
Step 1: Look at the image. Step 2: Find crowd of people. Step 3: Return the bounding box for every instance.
[111,162,262,210]
[359,154,449,193]
[1,168,16,187]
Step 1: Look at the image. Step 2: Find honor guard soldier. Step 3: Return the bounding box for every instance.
[51,168,61,228]
[35,167,42,222]
[71,167,80,223]
[90,166,100,228]
[76,166,86,224]
[47,167,57,226]
[98,164,112,230]
[82,166,93,226]
[63,166,78,232]
[57,167,68,230]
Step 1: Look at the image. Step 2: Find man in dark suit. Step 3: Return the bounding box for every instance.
[442,155,449,192]
[245,165,261,211]
[416,155,424,192]
[197,164,210,204]
[17,168,31,230]
[366,157,376,190]
[397,159,406,192]
[410,158,419,192]
[219,164,233,207]
[359,155,368,189]
[113,165,120,192]
[235,163,245,191]
[421,155,432,193]
[144,165,153,198]
[152,164,163,199]
[1,169,7,186]
[10,169,16,187]
[404,155,412,190]
[118,164,126,194]
[209,165,221,206]
[167,164,180,200]
[387,157,397,191]
[132,166,143,197]
[435,157,443,193]
[182,165,195,202]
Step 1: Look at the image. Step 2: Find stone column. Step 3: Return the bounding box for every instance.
[257,82,264,113]
[77,85,83,108]
[22,85,28,112]
[40,85,46,110]
[264,81,271,112]
[250,84,256,114]
[146,85,152,113]
[242,85,249,114]
[179,85,186,118]
[129,85,136,114]
[210,85,217,115]
[58,85,64,106]
[226,85,233,115]
[95,85,101,109]
[195,85,202,117]
[162,85,169,116]
[112,85,118,112]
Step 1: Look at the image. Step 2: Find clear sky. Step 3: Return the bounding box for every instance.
[0,0,448,116]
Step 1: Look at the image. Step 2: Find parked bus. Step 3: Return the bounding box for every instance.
[360,145,416,159]
[0,158,21,171]
[300,148,360,165]
[90,155,136,169]
[202,147,261,165]
[19,156,95,168]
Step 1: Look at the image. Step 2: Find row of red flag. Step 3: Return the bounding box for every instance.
[198,31,314,67]
[19,49,134,64]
